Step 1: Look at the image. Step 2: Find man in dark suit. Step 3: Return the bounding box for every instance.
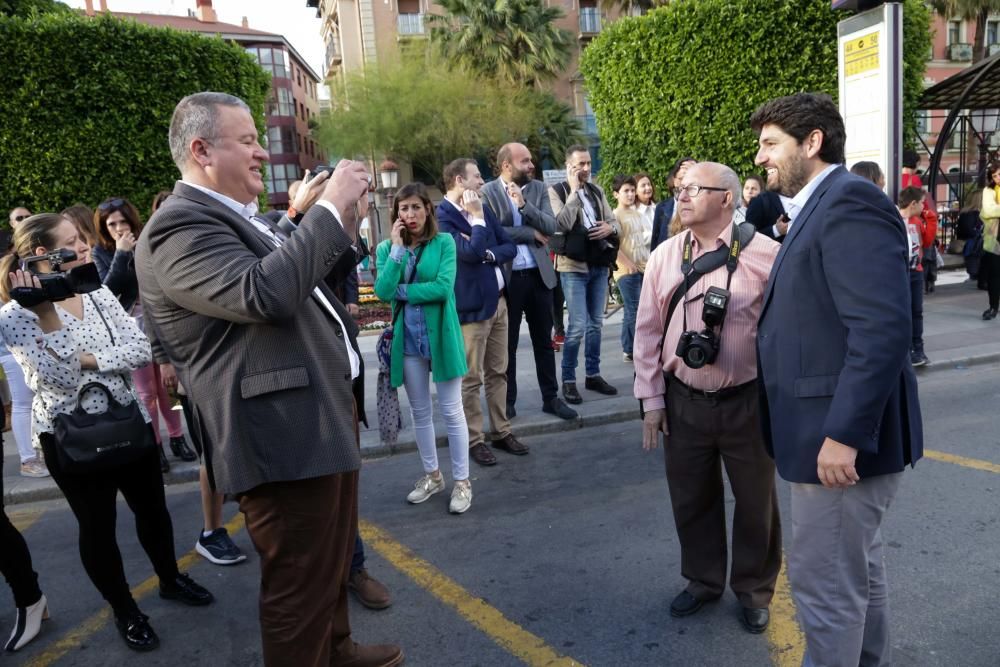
[650,157,696,252]
[437,158,525,467]
[752,93,923,667]
[744,190,788,242]
[481,143,577,422]
[135,92,402,667]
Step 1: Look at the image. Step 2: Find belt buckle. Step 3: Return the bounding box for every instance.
[702,388,721,399]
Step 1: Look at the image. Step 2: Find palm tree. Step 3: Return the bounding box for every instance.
[426,0,572,88]
[931,0,1000,62]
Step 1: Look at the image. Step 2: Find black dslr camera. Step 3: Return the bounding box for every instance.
[11,249,102,308]
[675,286,731,369]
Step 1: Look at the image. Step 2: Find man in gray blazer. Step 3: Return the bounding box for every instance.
[482,143,577,421]
[134,92,402,667]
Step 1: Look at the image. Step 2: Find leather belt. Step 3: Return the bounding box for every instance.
[511,268,536,276]
[667,376,755,401]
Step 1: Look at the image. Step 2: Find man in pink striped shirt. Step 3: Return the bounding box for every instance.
[633,162,782,634]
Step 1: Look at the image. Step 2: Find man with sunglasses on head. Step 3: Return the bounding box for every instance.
[634,162,782,635]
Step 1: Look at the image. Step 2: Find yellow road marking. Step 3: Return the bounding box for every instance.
[26,513,245,667]
[360,519,582,667]
[924,448,1000,474]
[767,560,805,666]
[8,508,43,532]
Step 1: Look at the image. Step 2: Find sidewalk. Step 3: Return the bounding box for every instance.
[3,269,995,505]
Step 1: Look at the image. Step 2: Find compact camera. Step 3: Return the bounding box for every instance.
[11,249,102,308]
[675,286,730,369]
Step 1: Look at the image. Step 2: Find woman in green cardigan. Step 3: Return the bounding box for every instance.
[374,183,472,514]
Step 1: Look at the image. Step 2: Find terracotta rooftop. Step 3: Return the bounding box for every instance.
[110,11,281,39]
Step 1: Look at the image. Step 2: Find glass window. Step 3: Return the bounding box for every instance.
[989,20,1000,46]
[948,20,961,45]
[260,47,273,65]
[266,126,297,154]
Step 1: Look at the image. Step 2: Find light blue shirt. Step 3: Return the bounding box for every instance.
[503,177,537,271]
[786,163,840,225]
[389,245,431,360]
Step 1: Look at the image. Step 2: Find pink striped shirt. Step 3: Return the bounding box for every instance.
[633,223,779,412]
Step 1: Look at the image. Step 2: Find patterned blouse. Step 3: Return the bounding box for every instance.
[0,287,152,449]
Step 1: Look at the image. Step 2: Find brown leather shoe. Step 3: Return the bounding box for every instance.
[334,642,404,667]
[492,433,529,456]
[469,443,497,466]
[348,568,392,610]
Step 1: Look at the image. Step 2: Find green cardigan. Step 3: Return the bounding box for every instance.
[374,234,468,388]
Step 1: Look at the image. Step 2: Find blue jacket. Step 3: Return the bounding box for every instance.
[436,197,517,324]
[650,198,675,252]
[756,166,923,484]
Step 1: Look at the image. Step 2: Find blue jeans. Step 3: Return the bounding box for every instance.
[560,266,608,382]
[617,273,643,356]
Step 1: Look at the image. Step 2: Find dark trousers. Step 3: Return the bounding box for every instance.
[664,380,782,608]
[0,447,42,608]
[40,430,179,617]
[910,270,924,352]
[506,269,559,405]
[240,471,359,667]
[985,252,1000,310]
[552,271,565,337]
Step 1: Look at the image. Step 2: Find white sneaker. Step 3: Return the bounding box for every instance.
[406,474,445,504]
[19,458,49,478]
[5,593,48,651]
[449,482,472,514]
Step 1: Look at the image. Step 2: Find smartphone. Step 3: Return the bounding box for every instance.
[313,165,335,179]
[400,226,412,246]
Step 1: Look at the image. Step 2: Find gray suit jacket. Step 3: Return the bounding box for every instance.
[482,178,558,289]
[134,182,363,495]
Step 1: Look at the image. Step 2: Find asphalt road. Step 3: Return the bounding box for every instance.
[2,363,1000,666]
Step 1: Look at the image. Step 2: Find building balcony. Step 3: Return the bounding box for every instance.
[397,13,425,36]
[325,34,341,66]
[579,8,601,40]
[949,42,973,62]
[990,43,1000,57]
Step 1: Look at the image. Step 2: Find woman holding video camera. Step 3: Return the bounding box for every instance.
[92,197,196,471]
[0,213,213,652]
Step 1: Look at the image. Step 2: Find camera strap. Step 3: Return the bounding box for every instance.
[657,221,753,352]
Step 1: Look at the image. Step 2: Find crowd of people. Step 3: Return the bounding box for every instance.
[0,89,931,667]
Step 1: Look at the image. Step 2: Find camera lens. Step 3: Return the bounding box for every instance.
[685,347,707,369]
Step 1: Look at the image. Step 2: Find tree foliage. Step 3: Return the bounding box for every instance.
[427,0,572,87]
[317,50,583,186]
[0,12,271,223]
[0,0,70,17]
[580,0,931,191]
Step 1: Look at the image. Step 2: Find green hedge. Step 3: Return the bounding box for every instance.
[580,0,931,191]
[0,12,271,225]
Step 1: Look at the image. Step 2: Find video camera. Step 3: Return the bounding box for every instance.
[11,249,102,308]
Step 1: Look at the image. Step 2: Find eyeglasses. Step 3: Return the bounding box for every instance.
[98,198,125,211]
[678,184,729,198]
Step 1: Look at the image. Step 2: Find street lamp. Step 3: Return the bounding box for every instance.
[378,160,400,244]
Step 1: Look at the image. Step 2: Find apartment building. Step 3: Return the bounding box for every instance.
[85,0,325,208]
[306,0,630,172]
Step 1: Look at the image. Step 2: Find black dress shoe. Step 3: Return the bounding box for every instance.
[469,443,497,466]
[984,308,998,321]
[159,573,214,606]
[670,590,716,618]
[506,403,516,419]
[158,446,170,474]
[542,398,578,420]
[562,382,583,404]
[584,375,618,395]
[741,607,769,634]
[115,613,159,652]
[168,436,197,462]
[493,433,529,455]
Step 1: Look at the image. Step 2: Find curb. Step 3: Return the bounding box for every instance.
[915,350,1000,375]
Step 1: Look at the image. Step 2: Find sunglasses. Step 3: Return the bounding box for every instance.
[98,198,125,211]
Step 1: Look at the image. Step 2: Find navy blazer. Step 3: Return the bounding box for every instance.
[745,191,787,242]
[650,198,675,252]
[756,166,923,484]
[436,198,517,324]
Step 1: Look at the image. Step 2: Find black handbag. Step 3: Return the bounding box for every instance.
[52,381,152,474]
[51,295,153,474]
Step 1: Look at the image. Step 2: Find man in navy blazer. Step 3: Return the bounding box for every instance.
[752,93,923,667]
[437,158,525,467]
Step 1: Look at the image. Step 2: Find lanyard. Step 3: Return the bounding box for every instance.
[679,223,742,334]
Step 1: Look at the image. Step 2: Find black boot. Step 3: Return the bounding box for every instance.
[168,436,197,462]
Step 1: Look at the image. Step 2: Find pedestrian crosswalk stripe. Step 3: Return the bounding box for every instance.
[361,519,583,667]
